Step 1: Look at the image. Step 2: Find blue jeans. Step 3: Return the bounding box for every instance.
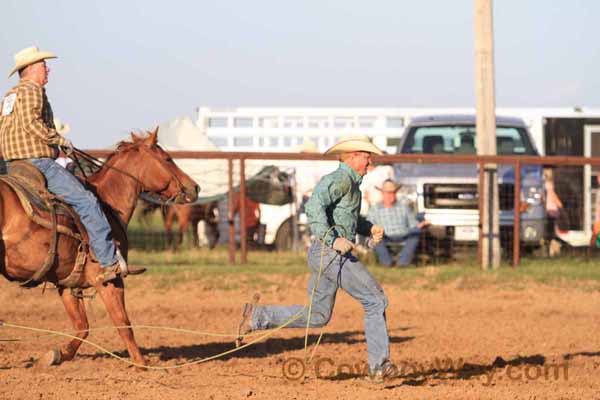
[28,158,117,268]
[252,240,390,370]
[373,230,420,267]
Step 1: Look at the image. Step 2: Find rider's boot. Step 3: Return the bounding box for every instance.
[96,249,146,284]
[235,293,261,348]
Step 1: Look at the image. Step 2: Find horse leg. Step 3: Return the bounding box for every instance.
[97,281,147,369]
[39,288,89,366]
[164,208,174,249]
[179,219,189,248]
[191,217,200,247]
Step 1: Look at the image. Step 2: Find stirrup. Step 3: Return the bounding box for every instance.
[96,263,121,284]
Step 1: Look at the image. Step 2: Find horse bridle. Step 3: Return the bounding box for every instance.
[68,145,189,205]
[137,144,189,203]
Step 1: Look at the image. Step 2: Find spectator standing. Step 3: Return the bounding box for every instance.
[544,168,564,256]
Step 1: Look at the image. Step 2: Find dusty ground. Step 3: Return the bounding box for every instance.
[1,271,600,400]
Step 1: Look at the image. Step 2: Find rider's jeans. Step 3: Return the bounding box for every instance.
[28,158,117,268]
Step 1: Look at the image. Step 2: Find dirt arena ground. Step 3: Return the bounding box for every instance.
[1,271,600,400]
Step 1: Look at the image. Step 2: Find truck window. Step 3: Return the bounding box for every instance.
[402,125,537,155]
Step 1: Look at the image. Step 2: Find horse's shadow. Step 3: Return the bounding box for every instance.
[79,328,414,363]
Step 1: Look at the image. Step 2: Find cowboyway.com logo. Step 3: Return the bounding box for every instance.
[281,357,465,381]
[281,356,569,385]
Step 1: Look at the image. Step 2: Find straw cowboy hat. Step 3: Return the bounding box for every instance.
[8,46,57,78]
[376,179,401,193]
[324,135,383,156]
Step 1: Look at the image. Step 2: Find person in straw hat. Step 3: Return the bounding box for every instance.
[236,135,399,384]
[0,46,144,283]
[367,179,430,267]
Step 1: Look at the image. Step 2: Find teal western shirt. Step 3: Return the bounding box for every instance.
[306,162,373,247]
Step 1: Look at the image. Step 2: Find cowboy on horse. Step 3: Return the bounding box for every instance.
[0,46,200,368]
[0,46,144,283]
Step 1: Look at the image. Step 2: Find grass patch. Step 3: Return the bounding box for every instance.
[128,247,600,291]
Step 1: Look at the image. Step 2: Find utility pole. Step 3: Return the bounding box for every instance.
[474,0,501,269]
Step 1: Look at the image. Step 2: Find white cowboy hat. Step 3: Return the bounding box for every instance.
[376,179,401,193]
[324,135,383,156]
[8,46,57,78]
[53,118,71,135]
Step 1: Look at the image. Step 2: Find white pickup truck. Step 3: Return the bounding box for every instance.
[393,114,546,253]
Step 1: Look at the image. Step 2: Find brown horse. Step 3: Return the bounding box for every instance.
[163,202,220,249]
[137,201,220,249]
[0,128,199,368]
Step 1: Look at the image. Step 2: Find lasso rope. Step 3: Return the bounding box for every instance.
[0,226,349,373]
[0,323,287,342]
[303,235,331,365]
[0,314,302,370]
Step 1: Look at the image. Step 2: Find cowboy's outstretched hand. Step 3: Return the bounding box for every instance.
[371,225,384,245]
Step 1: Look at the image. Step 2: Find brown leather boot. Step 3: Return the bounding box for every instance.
[126,265,147,275]
[235,293,260,348]
[366,361,399,385]
[95,263,147,284]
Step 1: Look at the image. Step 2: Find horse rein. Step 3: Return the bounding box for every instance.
[138,144,188,203]
[67,145,188,205]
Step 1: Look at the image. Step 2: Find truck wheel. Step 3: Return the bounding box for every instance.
[274,217,294,251]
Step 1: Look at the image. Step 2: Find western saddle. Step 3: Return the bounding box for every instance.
[0,160,90,288]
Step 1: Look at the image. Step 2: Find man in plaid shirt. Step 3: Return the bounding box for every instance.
[0,46,143,283]
[367,179,430,267]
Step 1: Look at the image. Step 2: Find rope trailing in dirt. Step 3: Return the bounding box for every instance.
[0,323,287,342]
[0,226,343,372]
[0,313,302,370]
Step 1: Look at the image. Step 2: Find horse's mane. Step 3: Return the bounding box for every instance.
[103,133,152,164]
[89,133,152,180]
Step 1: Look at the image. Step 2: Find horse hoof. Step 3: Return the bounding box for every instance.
[38,349,62,367]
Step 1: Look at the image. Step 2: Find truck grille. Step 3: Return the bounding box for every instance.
[423,183,514,210]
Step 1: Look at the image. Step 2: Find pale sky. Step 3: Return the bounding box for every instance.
[1,1,598,148]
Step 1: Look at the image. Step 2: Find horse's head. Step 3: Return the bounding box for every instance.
[125,128,199,204]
